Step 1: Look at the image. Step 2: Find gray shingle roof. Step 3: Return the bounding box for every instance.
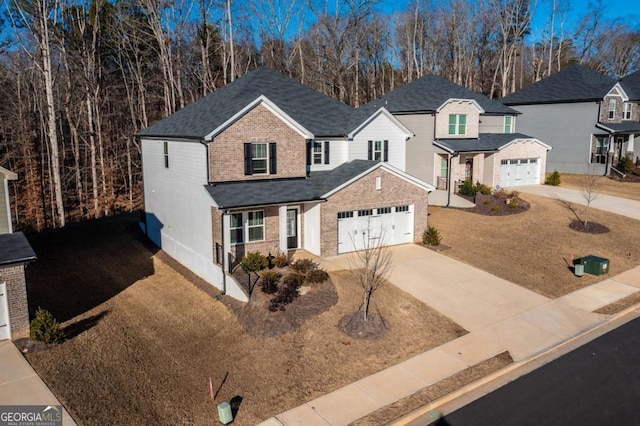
[619,70,640,100]
[137,67,355,139]
[434,133,538,153]
[597,121,640,133]
[359,74,518,116]
[205,160,379,209]
[0,232,37,266]
[501,65,616,105]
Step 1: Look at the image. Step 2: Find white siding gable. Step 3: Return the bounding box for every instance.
[350,113,408,171]
[309,139,349,172]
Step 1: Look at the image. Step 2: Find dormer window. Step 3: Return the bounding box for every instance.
[623,103,633,120]
[608,100,616,119]
[448,114,467,135]
[312,141,330,165]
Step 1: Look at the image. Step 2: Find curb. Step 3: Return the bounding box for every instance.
[391,303,640,426]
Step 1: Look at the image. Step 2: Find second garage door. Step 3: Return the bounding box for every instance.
[500,158,540,187]
[337,205,414,254]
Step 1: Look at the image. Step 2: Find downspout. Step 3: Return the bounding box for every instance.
[220,209,227,295]
[446,153,458,207]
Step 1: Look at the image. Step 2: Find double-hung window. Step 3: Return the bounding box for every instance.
[623,103,633,120]
[247,211,264,242]
[373,140,383,161]
[504,116,513,133]
[252,143,268,174]
[313,142,323,164]
[608,100,616,119]
[230,213,244,244]
[367,140,388,162]
[163,141,169,168]
[448,114,467,135]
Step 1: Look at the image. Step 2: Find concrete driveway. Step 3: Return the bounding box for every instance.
[321,244,608,361]
[517,184,640,220]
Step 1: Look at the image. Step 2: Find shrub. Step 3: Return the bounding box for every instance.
[30,307,64,344]
[483,199,492,205]
[457,179,476,197]
[422,226,442,246]
[491,205,500,212]
[259,271,280,294]
[508,200,519,209]
[476,182,492,195]
[306,268,329,283]
[269,273,304,311]
[618,156,635,173]
[241,251,268,272]
[291,258,317,274]
[545,170,561,186]
[273,252,288,268]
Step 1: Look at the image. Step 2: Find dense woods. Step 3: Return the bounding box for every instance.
[0,0,638,232]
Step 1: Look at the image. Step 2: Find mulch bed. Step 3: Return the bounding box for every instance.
[613,170,640,183]
[223,267,338,338]
[569,221,610,234]
[338,312,389,339]
[459,191,530,216]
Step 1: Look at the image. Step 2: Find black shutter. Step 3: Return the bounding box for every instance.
[384,140,389,162]
[368,140,373,160]
[269,142,277,174]
[324,141,330,164]
[244,143,252,175]
[306,140,311,166]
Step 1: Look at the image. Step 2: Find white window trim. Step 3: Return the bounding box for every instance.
[623,103,633,120]
[504,116,513,133]
[247,210,265,242]
[251,143,268,175]
[163,141,169,168]
[230,213,244,245]
[448,114,467,135]
[313,141,324,165]
[608,100,616,119]
[373,140,383,161]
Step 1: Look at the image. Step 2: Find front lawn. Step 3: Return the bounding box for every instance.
[558,173,640,201]
[429,194,640,299]
[22,215,465,425]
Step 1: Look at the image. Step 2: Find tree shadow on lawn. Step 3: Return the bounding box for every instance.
[25,213,158,322]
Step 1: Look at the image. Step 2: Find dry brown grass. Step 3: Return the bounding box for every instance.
[352,352,513,426]
[595,292,640,315]
[558,173,640,201]
[429,194,640,299]
[22,215,465,426]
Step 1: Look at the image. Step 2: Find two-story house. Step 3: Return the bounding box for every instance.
[0,166,36,340]
[361,74,551,190]
[595,69,640,169]
[138,67,435,301]
[501,64,637,175]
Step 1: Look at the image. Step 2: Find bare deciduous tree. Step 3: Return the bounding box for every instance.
[581,163,599,227]
[348,222,393,322]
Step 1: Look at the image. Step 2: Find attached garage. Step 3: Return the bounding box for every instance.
[500,158,541,187]
[337,205,414,254]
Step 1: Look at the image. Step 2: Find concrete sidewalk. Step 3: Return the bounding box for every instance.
[517,184,640,220]
[259,245,640,426]
[0,340,76,425]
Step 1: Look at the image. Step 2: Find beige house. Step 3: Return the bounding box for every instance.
[138,68,434,301]
[361,75,551,193]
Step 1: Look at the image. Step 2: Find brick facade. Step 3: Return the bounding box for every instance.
[0,264,30,339]
[320,169,429,257]
[600,93,640,123]
[208,104,307,182]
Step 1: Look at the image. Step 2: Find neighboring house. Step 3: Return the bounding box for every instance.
[137,67,434,301]
[0,166,36,341]
[501,64,639,175]
[359,74,551,190]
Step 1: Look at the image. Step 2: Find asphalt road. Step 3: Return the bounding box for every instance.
[429,316,640,426]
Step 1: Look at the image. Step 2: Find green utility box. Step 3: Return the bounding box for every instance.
[577,255,609,276]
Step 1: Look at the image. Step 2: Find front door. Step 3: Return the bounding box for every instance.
[286,209,298,250]
[465,158,473,181]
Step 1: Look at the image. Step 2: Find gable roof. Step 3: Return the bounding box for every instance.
[0,166,17,180]
[358,74,518,115]
[434,133,551,153]
[0,232,37,266]
[596,121,640,133]
[205,160,433,209]
[619,69,640,100]
[137,67,356,139]
[501,65,616,105]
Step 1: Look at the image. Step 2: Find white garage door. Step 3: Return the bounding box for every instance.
[337,205,414,254]
[0,283,10,340]
[500,158,540,187]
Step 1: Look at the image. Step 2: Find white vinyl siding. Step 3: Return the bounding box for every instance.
[397,113,444,185]
[0,177,11,234]
[309,139,348,172]
[303,202,321,255]
[350,112,407,172]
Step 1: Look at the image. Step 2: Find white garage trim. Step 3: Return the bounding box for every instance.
[337,205,414,254]
[0,283,11,340]
[500,158,541,187]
